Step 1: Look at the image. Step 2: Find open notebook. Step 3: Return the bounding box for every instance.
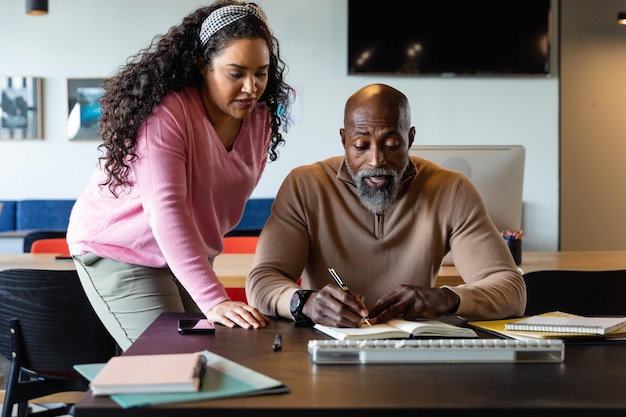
[314,318,477,340]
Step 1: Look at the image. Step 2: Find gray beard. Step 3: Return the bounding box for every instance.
[347,166,404,214]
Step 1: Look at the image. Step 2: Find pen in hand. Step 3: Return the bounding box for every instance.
[327,267,372,326]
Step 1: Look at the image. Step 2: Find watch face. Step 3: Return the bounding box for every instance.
[290,291,301,315]
[289,290,315,326]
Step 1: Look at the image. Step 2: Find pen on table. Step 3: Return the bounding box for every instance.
[193,355,207,389]
[327,267,372,326]
[273,334,282,352]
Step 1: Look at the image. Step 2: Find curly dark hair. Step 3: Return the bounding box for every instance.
[97,0,294,196]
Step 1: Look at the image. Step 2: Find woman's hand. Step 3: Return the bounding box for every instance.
[205,300,270,329]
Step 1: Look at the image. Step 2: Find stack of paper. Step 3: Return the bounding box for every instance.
[74,350,289,409]
[504,314,626,335]
[469,311,626,341]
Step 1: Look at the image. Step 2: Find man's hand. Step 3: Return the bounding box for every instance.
[302,284,370,328]
[368,285,460,324]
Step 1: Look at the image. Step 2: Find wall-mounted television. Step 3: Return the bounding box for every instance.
[348,0,552,76]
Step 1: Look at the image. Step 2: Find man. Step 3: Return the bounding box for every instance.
[246,83,526,328]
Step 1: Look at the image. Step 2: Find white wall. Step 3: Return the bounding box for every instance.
[559,0,626,250]
[0,0,559,251]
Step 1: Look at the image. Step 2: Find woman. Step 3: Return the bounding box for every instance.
[67,1,294,351]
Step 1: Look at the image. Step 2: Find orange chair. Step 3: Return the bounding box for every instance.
[222,236,259,303]
[222,236,259,254]
[23,230,67,252]
[30,238,70,256]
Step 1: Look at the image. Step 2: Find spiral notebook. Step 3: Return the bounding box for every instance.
[504,312,626,335]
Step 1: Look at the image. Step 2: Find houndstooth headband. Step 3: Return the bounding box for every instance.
[200,3,268,45]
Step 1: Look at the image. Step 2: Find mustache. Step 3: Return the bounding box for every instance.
[355,167,398,179]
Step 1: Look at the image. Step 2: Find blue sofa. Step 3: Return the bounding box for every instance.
[0,200,16,231]
[0,200,76,231]
[0,198,274,234]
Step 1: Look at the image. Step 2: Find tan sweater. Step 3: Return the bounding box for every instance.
[246,156,526,321]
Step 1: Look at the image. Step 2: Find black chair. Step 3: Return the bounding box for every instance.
[523,269,626,316]
[22,231,67,253]
[224,229,261,237]
[0,269,119,417]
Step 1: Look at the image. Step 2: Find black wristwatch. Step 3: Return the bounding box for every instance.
[290,290,316,327]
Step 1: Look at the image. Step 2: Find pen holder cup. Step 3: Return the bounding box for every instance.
[506,239,522,266]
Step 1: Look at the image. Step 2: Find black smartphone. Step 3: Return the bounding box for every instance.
[177,319,215,334]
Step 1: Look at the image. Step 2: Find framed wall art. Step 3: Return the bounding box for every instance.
[0,76,42,140]
[67,78,105,140]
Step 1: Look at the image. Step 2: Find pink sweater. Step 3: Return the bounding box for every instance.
[67,87,271,314]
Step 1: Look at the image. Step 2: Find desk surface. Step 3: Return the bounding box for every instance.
[3,251,626,289]
[0,253,253,288]
[438,250,626,286]
[73,312,626,416]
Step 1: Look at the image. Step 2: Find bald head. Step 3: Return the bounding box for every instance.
[343,84,411,130]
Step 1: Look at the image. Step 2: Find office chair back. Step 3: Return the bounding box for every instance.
[22,230,67,253]
[29,238,70,255]
[0,268,119,417]
[221,236,260,303]
[523,269,626,316]
[223,236,259,254]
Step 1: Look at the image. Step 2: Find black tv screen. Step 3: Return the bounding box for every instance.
[348,0,552,76]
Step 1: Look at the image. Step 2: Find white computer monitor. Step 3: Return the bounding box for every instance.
[409,145,525,233]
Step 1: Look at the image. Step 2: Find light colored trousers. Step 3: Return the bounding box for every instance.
[73,252,201,352]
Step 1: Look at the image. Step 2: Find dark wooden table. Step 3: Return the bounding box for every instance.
[73,312,626,417]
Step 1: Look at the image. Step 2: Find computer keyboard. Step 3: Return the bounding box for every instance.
[308,338,564,364]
